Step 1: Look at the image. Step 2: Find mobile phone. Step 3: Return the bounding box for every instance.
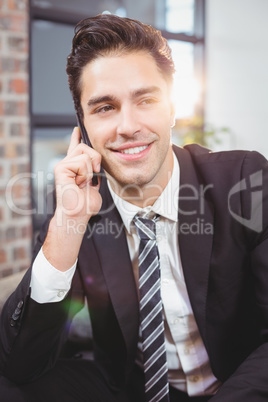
[76,112,98,186]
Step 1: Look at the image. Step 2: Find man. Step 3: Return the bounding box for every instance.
[1,13,268,402]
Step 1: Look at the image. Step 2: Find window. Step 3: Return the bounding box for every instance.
[30,0,205,231]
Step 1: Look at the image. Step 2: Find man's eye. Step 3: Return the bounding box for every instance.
[141,98,156,105]
[95,105,114,114]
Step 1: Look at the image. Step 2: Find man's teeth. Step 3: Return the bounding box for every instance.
[120,145,148,155]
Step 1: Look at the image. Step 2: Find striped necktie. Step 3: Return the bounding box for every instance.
[134,215,170,402]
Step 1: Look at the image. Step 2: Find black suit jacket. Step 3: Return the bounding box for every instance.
[1,144,268,400]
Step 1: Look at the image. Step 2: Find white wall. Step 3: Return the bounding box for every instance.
[205,0,268,157]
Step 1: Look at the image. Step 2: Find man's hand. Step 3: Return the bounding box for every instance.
[42,127,102,271]
[54,126,102,222]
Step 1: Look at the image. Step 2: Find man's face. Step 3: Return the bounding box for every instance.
[80,51,175,198]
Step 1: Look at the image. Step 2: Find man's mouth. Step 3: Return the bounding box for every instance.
[118,145,148,155]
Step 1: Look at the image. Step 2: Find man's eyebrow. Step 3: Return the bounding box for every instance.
[132,86,161,98]
[86,86,161,108]
[87,95,116,108]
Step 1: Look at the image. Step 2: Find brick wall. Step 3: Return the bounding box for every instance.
[0,0,32,278]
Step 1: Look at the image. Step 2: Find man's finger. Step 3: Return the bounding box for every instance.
[67,127,81,155]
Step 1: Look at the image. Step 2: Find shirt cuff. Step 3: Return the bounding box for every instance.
[30,247,77,303]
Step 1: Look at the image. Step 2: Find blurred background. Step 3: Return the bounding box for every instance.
[0,0,268,282]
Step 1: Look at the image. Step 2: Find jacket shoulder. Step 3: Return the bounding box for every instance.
[173,143,267,166]
[173,143,268,188]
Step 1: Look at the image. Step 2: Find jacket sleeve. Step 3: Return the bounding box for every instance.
[0,212,85,384]
[210,151,268,401]
[210,344,268,401]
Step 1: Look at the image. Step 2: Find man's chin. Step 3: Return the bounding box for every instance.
[106,168,149,189]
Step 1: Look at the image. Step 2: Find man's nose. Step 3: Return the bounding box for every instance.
[116,105,141,137]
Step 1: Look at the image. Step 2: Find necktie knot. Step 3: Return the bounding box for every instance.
[134,215,158,241]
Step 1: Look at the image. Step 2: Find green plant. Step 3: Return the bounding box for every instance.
[173,116,231,148]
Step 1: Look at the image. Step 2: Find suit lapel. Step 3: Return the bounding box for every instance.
[174,146,214,340]
[91,177,139,363]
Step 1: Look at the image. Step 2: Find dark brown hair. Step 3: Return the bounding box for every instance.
[66,14,175,117]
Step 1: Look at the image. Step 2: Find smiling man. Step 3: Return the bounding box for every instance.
[1,14,268,402]
[80,52,174,198]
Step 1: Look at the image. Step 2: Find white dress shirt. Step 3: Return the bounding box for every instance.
[30,153,221,396]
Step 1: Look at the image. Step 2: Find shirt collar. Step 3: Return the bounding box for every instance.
[107,152,180,234]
